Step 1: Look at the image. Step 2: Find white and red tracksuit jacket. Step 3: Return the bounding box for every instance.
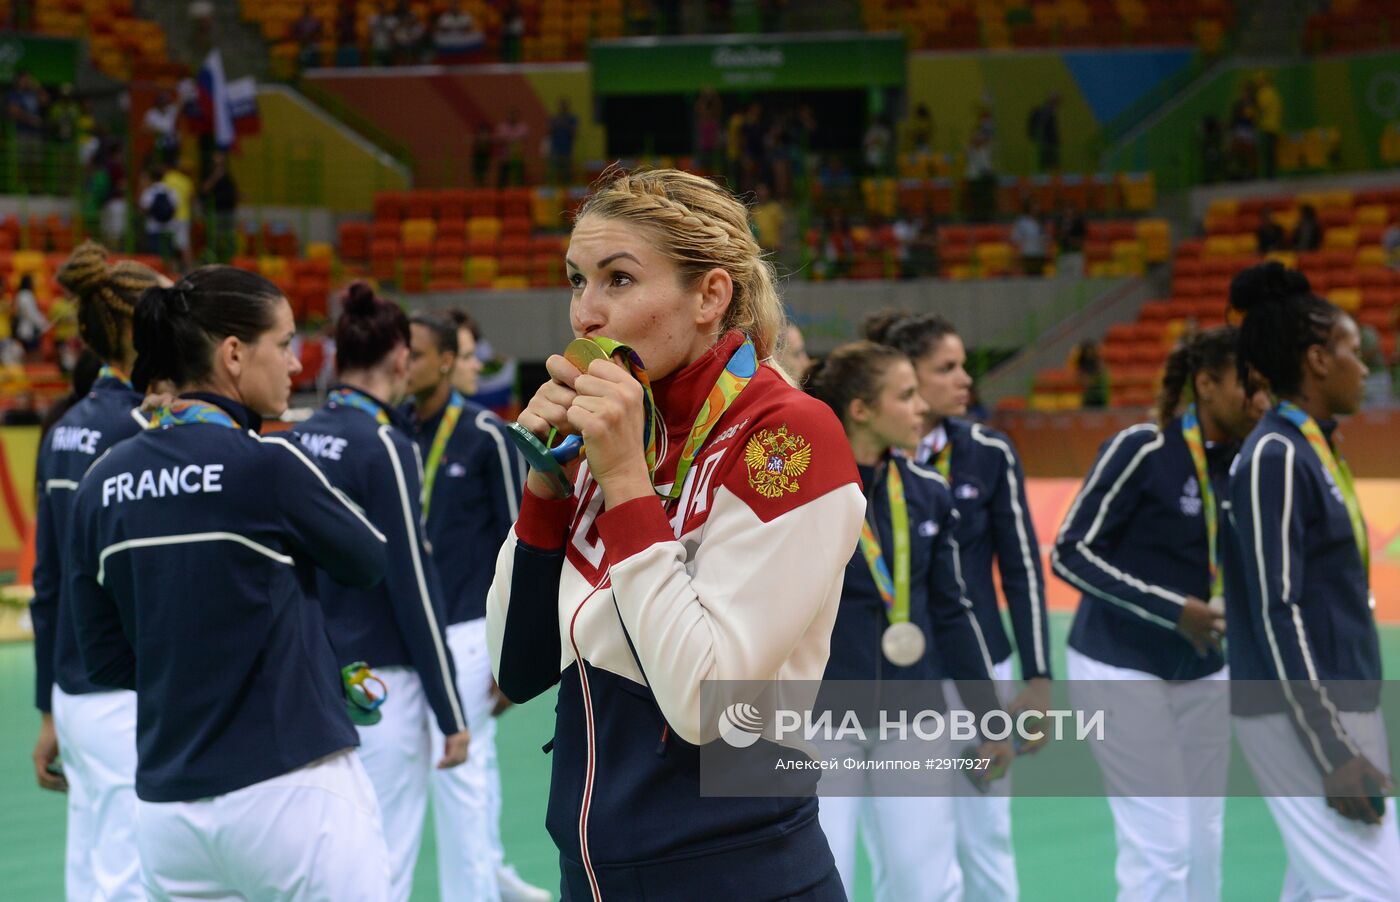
[487,331,865,900]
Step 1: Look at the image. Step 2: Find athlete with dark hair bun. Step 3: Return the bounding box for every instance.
[292,282,470,902]
[68,265,393,900]
[32,241,162,900]
[1225,261,1400,897]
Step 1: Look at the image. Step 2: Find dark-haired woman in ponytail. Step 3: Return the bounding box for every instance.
[871,311,1047,902]
[1051,325,1267,900]
[31,241,162,900]
[290,282,470,902]
[1224,262,1400,896]
[67,265,394,900]
[808,340,1007,902]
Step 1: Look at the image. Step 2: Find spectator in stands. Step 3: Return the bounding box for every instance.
[1011,199,1048,276]
[1381,214,1400,267]
[393,1,427,63]
[1227,89,1258,181]
[965,105,998,222]
[820,208,855,279]
[1200,114,1226,184]
[863,115,893,176]
[293,3,325,70]
[694,88,723,173]
[202,150,239,262]
[12,274,48,353]
[472,121,494,186]
[751,183,784,252]
[1256,214,1286,255]
[1027,93,1061,173]
[142,91,179,165]
[1055,205,1087,254]
[162,161,196,272]
[817,154,853,192]
[908,102,933,157]
[335,0,361,66]
[740,101,767,192]
[494,108,529,187]
[139,164,178,259]
[99,138,128,250]
[1291,204,1321,252]
[1073,339,1107,408]
[433,0,485,64]
[47,83,80,146]
[547,98,578,186]
[502,1,526,62]
[1254,72,1282,180]
[369,2,398,66]
[7,69,48,190]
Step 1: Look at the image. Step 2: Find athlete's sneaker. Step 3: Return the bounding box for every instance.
[498,864,552,902]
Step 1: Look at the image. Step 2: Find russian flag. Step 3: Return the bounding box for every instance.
[197,49,235,149]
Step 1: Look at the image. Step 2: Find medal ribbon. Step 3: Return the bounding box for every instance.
[328,388,390,426]
[148,399,238,430]
[584,336,757,500]
[857,461,911,625]
[97,365,132,389]
[421,390,465,517]
[1276,400,1370,576]
[1180,402,1223,599]
[931,443,951,481]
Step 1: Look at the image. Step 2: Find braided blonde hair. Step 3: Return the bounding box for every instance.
[56,241,161,365]
[574,168,789,378]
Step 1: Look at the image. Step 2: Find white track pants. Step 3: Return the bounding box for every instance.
[355,666,434,902]
[51,686,142,902]
[818,731,963,902]
[945,656,1019,902]
[1236,710,1400,901]
[1067,648,1229,902]
[136,749,390,901]
[430,617,503,902]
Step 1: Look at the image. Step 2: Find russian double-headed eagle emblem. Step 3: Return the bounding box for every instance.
[744,425,811,498]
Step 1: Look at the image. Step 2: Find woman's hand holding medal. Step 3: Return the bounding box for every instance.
[518,354,584,501]
[517,343,653,507]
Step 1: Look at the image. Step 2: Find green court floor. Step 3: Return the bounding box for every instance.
[2,613,1394,900]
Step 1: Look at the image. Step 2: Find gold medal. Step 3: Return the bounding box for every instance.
[882,621,926,667]
[564,337,611,373]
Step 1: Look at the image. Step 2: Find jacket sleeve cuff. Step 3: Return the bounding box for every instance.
[514,489,576,551]
[596,495,674,562]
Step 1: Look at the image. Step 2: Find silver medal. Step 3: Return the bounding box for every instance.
[882,621,926,667]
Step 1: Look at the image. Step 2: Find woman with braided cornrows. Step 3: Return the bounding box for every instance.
[488,169,866,899]
[1224,262,1400,897]
[1052,325,1268,901]
[30,241,161,901]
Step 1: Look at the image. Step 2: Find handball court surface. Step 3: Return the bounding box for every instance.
[3,612,1399,901]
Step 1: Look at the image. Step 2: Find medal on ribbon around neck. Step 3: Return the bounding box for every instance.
[858,461,925,667]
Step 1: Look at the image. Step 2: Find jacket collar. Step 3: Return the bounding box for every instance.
[180,391,263,432]
[649,330,746,436]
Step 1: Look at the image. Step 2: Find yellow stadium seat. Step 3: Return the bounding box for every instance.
[1204,236,1235,258]
[1328,288,1362,313]
[1272,207,1301,234]
[468,217,502,241]
[1206,198,1238,219]
[1232,233,1258,256]
[402,218,436,244]
[1357,245,1387,268]
[306,242,335,261]
[1265,250,1297,269]
[1324,227,1359,250]
[1356,204,1390,226]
